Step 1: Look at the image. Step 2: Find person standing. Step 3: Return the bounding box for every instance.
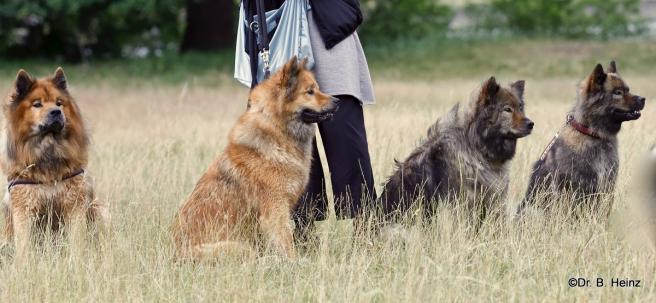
[294,0,376,241]
[243,0,377,241]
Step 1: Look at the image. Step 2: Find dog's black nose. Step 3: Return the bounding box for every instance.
[49,109,62,117]
[634,96,646,109]
[526,120,534,130]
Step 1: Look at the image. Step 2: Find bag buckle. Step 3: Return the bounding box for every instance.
[260,49,271,78]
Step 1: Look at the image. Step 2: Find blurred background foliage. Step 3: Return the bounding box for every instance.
[358,0,454,44]
[0,0,649,62]
[468,0,645,39]
[0,0,185,61]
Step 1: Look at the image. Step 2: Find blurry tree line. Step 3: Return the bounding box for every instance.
[0,0,235,61]
[467,0,645,39]
[0,0,646,61]
[361,0,644,42]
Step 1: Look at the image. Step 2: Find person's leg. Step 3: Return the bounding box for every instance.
[293,138,328,241]
[317,95,377,219]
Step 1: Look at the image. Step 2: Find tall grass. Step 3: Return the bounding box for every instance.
[0,40,655,301]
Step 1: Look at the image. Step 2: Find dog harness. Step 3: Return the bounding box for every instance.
[7,168,85,192]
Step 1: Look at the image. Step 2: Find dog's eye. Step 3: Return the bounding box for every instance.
[32,100,42,108]
[306,89,314,95]
[56,99,63,106]
[613,90,624,96]
[504,107,513,113]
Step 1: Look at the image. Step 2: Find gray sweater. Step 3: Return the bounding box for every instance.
[308,12,375,105]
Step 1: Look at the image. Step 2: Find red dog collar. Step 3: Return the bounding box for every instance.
[567,115,601,139]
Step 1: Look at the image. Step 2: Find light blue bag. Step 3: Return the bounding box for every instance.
[234,0,314,87]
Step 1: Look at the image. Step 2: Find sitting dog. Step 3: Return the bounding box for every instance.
[518,61,646,216]
[1,68,108,258]
[380,77,533,222]
[172,57,338,260]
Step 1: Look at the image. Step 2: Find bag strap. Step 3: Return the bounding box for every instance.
[254,0,271,80]
[243,0,272,90]
[243,0,258,88]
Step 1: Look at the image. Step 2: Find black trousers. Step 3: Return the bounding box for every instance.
[293,95,376,226]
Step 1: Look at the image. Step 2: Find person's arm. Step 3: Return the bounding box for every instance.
[308,0,363,49]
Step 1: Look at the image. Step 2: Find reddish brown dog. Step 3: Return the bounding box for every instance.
[1,68,108,258]
[172,58,338,260]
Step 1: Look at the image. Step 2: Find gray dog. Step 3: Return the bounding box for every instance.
[518,61,645,216]
[380,77,533,223]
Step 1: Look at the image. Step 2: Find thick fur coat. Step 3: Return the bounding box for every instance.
[172,58,338,260]
[1,68,108,257]
[381,77,533,221]
[519,62,645,215]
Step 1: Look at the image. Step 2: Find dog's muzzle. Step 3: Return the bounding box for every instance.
[507,118,534,139]
[40,109,66,134]
[610,108,641,121]
[300,98,340,124]
[610,95,646,122]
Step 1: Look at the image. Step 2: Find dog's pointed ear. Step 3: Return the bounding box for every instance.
[13,69,34,101]
[300,57,309,70]
[280,56,302,100]
[586,64,607,93]
[511,80,525,100]
[479,76,500,105]
[52,67,67,90]
[607,60,618,74]
[281,56,300,80]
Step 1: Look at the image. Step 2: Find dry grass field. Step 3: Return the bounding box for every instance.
[0,41,655,302]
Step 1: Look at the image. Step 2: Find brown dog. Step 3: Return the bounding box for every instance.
[172,58,338,260]
[1,68,108,257]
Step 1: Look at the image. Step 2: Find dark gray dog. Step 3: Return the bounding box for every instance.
[380,77,533,222]
[518,61,645,216]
